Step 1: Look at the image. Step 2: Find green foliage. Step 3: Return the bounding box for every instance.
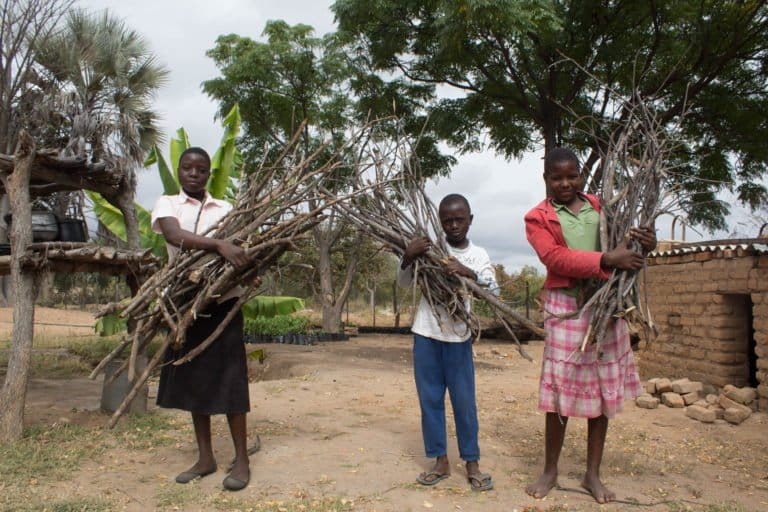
[242,295,305,318]
[94,312,128,337]
[203,20,452,177]
[143,104,243,201]
[90,103,244,267]
[87,191,167,259]
[495,264,545,308]
[244,315,311,335]
[144,144,179,195]
[334,0,768,230]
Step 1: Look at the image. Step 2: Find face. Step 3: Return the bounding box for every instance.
[439,200,472,246]
[544,159,583,205]
[178,152,211,196]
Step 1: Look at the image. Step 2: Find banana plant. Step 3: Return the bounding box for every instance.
[91,104,303,335]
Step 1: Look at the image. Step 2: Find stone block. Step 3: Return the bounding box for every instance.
[636,395,660,409]
[702,384,718,396]
[694,399,708,407]
[719,394,752,415]
[672,380,703,395]
[686,405,716,423]
[705,394,719,405]
[682,392,699,405]
[724,386,757,405]
[724,407,751,425]
[713,407,726,420]
[662,392,685,408]
[655,378,673,393]
[643,381,657,394]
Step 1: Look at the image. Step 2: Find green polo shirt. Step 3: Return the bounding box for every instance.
[552,199,600,297]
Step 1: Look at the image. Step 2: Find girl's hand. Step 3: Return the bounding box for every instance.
[601,240,645,270]
[217,240,249,268]
[630,226,657,254]
[442,257,476,279]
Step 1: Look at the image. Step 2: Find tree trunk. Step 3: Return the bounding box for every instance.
[367,283,376,327]
[314,224,360,333]
[0,131,37,442]
[0,194,12,306]
[315,228,338,332]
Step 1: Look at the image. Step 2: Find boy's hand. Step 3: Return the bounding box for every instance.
[442,257,476,280]
[601,240,645,270]
[402,237,431,268]
[630,226,657,254]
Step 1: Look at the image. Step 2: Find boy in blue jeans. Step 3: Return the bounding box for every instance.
[398,194,498,492]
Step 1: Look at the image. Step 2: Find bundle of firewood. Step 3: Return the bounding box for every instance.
[328,120,543,359]
[92,123,375,427]
[576,91,685,352]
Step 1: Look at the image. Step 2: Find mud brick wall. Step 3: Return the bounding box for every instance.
[637,250,768,411]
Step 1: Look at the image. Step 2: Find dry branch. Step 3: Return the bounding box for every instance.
[92,120,389,427]
[569,89,687,352]
[328,120,542,360]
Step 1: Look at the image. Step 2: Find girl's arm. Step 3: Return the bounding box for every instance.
[156,216,248,268]
[525,214,645,278]
[525,214,606,278]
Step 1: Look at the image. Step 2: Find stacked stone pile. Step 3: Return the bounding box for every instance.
[635,378,758,425]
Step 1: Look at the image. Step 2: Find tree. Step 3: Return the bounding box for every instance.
[203,21,450,332]
[0,0,74,305]
[333,0,768,230]
[35,8,169,249]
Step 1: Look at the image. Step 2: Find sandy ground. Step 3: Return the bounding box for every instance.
[15,327,768,511]
[0,306,96,339]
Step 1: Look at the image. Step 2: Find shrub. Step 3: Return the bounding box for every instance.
[244,315,311,335]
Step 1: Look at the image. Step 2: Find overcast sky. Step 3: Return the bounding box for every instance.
[77,0,747,271]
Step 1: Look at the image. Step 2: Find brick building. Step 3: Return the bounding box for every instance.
[638,239,768,411]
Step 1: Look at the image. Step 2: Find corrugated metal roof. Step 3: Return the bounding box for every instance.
[649,238,768,258]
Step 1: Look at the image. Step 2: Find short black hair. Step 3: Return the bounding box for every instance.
[179,146,211,168]
[544,147,579,174]
[439,193,471,213]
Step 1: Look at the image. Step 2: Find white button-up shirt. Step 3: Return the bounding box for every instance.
[151,190,243,302]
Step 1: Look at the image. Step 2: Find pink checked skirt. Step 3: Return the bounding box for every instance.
[538,289,642,419]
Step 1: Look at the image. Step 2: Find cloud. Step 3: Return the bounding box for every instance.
[82,0,747,276]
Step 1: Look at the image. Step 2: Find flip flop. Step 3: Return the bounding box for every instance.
[227,434,261,472]
[223,470,250,491]
[175,465,217,484]
[416,470,450,486]
[468,472,494,492]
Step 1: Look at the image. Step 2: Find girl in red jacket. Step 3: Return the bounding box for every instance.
[524,148,655,504]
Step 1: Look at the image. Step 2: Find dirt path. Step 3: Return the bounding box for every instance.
[18,333,768,511]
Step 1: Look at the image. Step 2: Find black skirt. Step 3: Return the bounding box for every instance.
[156,298,250,415]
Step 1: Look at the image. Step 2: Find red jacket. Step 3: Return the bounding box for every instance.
[524,193,611,289]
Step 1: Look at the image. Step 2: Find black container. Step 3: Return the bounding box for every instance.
[5,211,63,242]
[57,218,88,242]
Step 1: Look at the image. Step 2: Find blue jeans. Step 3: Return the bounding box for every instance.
[413,334,480,461]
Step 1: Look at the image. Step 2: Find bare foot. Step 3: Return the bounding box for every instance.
[581,473,615,504]
[525,471,557,498]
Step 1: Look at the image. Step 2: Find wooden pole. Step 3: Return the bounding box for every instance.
[0,131,37,442]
